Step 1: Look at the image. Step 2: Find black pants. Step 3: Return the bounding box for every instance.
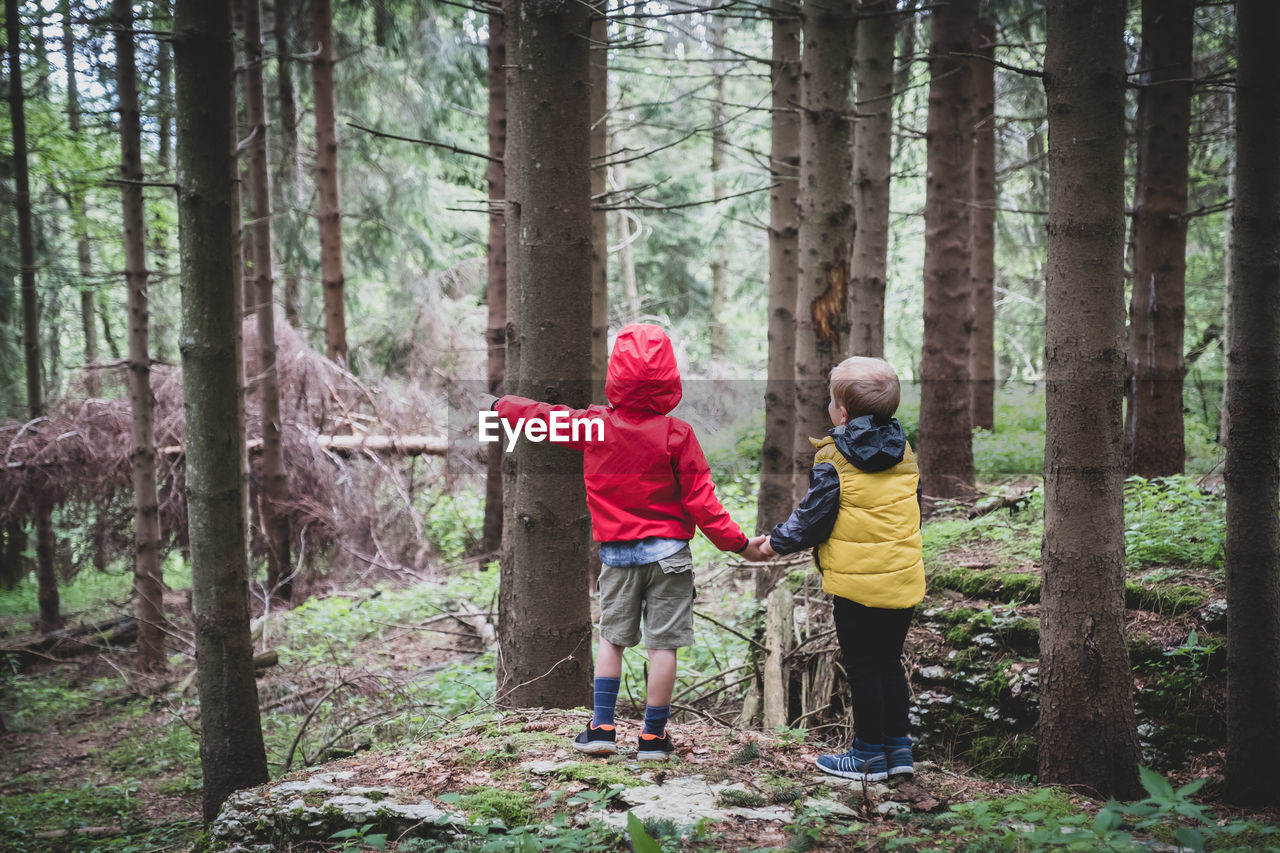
[831,595,913,745]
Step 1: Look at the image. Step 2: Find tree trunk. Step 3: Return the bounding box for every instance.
[589,2,608,400]
[849,0,895,359]
[245,0,293,603]
[274,0,303,329]
[708,12,729,361]
[1123,0,1193,477]
[792,0,856,503]
[61,0,100,398]
[480,10,508,556]
[755,0,800,597]
[0,522,24,589]
[173,0,270,821]
[918,0,976,504]
[969,16,996,431]
[616,160,639,320]
[1224,0,1280,808]
[114,0,166,673]
[312,0,348,365]
[153,0,173,358]
[8,0,61,633]
[1038,0,1140,800]
[497,0,594,710]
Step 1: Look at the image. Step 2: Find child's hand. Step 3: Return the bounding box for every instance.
[739,535,774,562]
[755,535,777,558]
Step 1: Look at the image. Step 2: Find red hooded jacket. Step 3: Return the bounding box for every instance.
[493,324,748,552]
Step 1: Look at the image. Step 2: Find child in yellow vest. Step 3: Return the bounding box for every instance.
[755,356,924,781]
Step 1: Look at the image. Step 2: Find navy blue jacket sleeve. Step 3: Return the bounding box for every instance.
[768,463,841,555]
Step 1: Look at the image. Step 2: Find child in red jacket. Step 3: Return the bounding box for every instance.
[486,324,765,758]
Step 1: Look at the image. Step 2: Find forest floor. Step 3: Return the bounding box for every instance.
[3,476,1280,851]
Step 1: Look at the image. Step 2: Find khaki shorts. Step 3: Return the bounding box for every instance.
[597,546,695,650]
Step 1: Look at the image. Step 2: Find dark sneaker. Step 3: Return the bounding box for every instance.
[573,723,618,755]
[636,730,676,760]
[885,736,914,778]
[815,739,888,781]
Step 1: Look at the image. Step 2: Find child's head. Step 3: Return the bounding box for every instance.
[828,357,901,424]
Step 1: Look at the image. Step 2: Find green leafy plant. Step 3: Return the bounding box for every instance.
[331,822,389,851]
[1123,476,1225,568]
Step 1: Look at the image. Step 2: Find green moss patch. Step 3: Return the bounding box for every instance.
[1124,582,1207,616]
[456,786,535,827]
[931,567,1041,603]
[552,761,642,789]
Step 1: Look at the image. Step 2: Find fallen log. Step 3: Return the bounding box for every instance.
[159,433,449,459]
[2,614,134,657]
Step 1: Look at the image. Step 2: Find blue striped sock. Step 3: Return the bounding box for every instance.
[592,677,620,728]
[642,704,670,736]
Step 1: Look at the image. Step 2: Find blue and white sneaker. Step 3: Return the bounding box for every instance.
[815,739,888,781]
[885,735,914,777]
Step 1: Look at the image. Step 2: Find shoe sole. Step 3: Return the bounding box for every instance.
[814,756,888,782]
[636,747,675,760]
[887,764,915,777]
[572,741,619,756]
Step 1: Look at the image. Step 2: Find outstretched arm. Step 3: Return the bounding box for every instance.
[767,463,840,555]
[489,395,605,452]
[670,424,750,553]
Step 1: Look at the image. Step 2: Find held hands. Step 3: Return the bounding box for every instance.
[739,534,776,562]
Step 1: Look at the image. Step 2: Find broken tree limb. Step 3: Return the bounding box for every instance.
[157,432,449,459]
[762,584,795,730]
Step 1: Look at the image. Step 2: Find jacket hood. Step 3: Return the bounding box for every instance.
[829,414,907,472]
[606,324,683,414]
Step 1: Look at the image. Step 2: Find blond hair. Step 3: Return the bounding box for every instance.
[829,357,901,420]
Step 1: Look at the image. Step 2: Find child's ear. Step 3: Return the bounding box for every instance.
[838,405,849,424]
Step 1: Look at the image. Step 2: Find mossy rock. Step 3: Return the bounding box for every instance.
[1124,582,1207,616]
[553,761,642,789]
[930,567,1041,603]
[457,786,535,827]
[1128,633,1164,665]
[992,617,1039,656]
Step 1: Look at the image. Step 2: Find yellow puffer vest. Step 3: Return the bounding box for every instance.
[812,435,925,609]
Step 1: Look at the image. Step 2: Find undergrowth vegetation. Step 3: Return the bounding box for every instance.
[0,388,1257,852]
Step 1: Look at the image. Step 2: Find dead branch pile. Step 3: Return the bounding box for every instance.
[0,319,464,581]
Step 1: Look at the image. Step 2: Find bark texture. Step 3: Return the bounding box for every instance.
[918,0,977,503]
[589,3,608,400]
[174,0,270,820]
[275,0,303,328]
[969,17,996,431]
[113,0,166,670]
[755,0,800,594]
[62,0,100,398]
[7,0,41,426]
[708,12,729,361]
[793,0,856,502]
[1038,0,1140,800]
[312,0,348,365]
[1123,0,1194,476]
[850,0,895,358]
[481,10,508,555]
[1224,0,1280,807]
[497,0,594,710]
[245,0,292,602]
